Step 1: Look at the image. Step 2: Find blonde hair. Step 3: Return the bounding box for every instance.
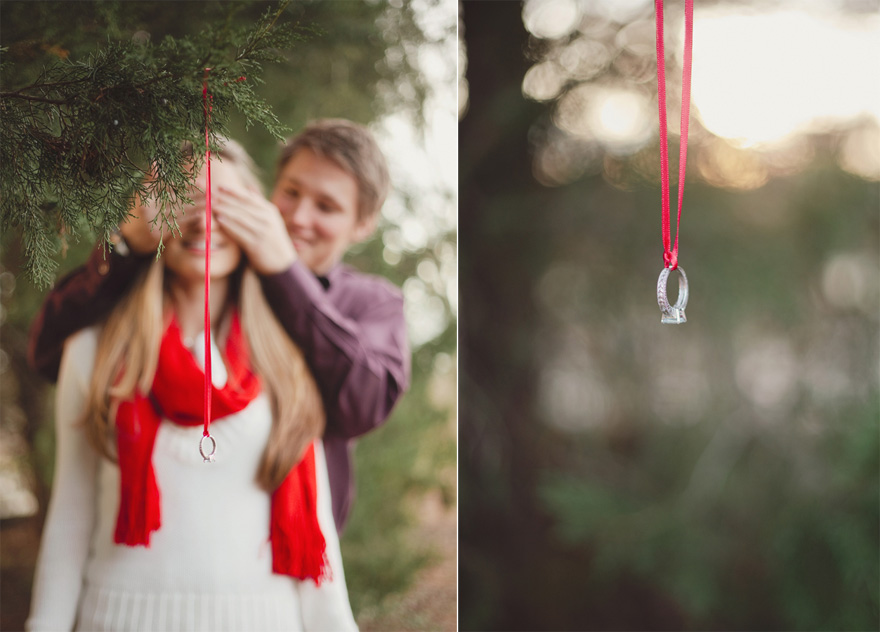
[277,119,390,221]
[83,141,324,491]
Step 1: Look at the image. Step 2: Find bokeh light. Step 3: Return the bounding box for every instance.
[522,0,582,40]
[692,8,880,147]
[521,1,880,187]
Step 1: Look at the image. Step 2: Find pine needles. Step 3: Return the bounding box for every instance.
[0,1,308,287]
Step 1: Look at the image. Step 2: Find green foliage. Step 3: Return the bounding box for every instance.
[538,398,880,630]
[0,1,306,287]
[348,175,460,632]
[341,352,456,615]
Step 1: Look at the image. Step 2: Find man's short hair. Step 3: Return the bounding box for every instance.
[277,119,390,221]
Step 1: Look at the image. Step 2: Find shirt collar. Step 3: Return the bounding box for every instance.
[316,262,343,290]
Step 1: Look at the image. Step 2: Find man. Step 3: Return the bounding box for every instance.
[29,119,410,532]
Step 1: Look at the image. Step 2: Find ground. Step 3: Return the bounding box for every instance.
[357,491,457,632]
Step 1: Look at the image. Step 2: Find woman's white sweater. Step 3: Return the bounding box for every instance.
[27,327,357,632]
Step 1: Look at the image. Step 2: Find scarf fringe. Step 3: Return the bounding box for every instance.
[271,525,330,585]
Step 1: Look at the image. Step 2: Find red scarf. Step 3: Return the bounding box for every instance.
[113,312,328,584]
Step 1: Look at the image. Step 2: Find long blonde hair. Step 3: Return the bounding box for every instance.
[83,141,324,491]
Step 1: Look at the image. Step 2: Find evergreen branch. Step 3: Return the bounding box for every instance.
[0,92,66,105]
[0,0,303,287]
[236,1,290,62]
[4,76,91,93]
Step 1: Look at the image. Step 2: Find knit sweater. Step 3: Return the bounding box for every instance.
[27,327,357,632]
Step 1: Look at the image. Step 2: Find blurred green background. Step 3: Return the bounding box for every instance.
[460,1,878,630]
[0,2,456,631]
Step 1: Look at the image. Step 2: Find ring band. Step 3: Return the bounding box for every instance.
[199,435,217,463]
[657,266,688,324]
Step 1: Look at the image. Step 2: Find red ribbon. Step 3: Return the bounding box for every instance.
[202,68,213,438]
[655,0,694,271]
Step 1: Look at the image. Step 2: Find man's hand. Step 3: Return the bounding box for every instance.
[119,186,206,256]
[213,185,297,275]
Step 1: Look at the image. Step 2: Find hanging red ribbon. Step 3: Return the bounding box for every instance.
[202,68,213,441]
[655,0,694,271]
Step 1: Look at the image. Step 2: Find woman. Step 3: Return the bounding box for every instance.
[27,141,358,632]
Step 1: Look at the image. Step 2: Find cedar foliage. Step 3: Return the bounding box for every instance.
[0,1,308,287]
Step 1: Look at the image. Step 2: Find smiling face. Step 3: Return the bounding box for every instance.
[270,148,376,276]
[162,159,243,282]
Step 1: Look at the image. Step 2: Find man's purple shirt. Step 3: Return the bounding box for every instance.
[29,245,411,532]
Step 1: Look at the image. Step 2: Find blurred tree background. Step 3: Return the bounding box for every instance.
[460,1,878,630]
[0,2,456,631]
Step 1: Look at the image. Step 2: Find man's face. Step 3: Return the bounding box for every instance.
[271,148,376,276]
